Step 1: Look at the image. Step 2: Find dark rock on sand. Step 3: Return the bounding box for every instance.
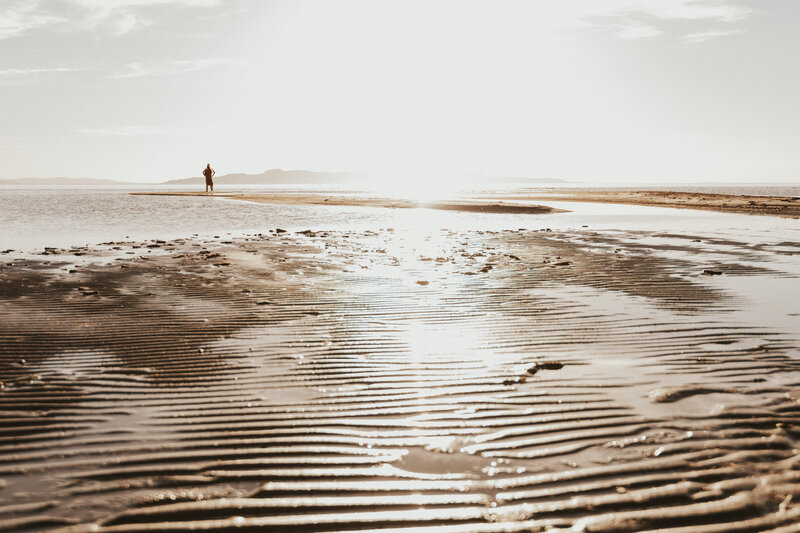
[527,361,565,374]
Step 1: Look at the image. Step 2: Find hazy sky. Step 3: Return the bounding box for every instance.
[1,0,798,183]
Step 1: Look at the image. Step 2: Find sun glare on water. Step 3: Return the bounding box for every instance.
[369,172,473,205]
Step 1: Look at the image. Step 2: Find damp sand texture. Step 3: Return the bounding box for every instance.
[1,223,800,532]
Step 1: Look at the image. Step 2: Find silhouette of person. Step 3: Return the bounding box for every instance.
[203,163,215,192]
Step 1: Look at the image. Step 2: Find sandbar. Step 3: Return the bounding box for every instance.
[131,191,566,215]
[499,189,800,218]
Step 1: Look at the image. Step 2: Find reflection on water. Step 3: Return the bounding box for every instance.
[1,191,799,530]
[1,187,798,253]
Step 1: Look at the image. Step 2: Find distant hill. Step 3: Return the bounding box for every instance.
[0,177,135,186]
[165,169,360,185]
[0,171,571,187]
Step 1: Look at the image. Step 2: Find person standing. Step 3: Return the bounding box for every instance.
[203,163,215,192]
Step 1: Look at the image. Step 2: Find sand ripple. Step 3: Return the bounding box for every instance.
[0,226,798,531]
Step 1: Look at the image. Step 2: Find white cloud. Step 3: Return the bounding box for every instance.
[76,125,181,136]
[681,28,742,44]
[107,57,242,78]
[109,10,141,36]
[585,0,751,43]
[0,66,83,85]
[634,0,752,23]
[70,0,219,6]
[616,22,663,40]
[0,0,221,39]
[0,1,66,39]
[67,0,222,35]
[0,66,80,76]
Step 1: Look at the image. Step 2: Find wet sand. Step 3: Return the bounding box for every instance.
[500,190,800,218]
[131,189,800,218]
[131,191,566,215]
[1,219,800,531]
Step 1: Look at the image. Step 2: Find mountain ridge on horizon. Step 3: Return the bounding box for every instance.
[164,169,359,185]
[0,169,571,187]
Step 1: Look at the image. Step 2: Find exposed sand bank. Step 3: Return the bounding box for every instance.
[1,220,799,531]
[132,189,800,218]
[131,191,566,215]
[503,189,800,218]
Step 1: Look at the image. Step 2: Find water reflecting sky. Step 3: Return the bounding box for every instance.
[1,187,798,253]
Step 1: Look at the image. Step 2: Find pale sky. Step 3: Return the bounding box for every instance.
[1,0,798,184]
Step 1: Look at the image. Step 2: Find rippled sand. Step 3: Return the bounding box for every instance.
[1,220,799,532]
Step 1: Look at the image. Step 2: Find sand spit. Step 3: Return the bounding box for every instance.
[502,190,800,218]
[1,225,800,532]
[131,191,566,215]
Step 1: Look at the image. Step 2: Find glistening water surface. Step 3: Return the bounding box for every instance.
[2,185,800,531]
[2,187,799,253]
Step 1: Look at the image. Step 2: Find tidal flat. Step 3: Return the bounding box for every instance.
[0,192,799,532]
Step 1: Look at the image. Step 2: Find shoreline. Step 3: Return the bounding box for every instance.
[130,191,567,215]
[505,189,800,218]
[130,189,800,218]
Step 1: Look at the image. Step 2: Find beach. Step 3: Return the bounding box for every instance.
[1,189,799,532]
[131,190,567,215]
[498,189,800,218]
[131,188,800,218]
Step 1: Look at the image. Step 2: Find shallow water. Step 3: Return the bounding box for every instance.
[555,184,800,197]
[2,186,799,253]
